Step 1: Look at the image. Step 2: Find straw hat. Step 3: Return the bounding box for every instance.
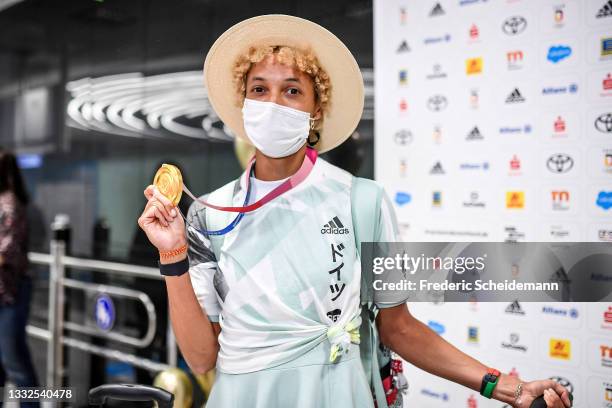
[203,14,364,153]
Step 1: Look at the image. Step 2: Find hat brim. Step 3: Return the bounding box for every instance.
[203,14,364,154]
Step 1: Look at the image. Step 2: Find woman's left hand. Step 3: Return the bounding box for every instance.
[518,379,572,408]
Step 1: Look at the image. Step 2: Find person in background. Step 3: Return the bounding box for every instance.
[0,147,38,407]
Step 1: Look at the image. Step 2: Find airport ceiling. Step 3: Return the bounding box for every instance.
[0,0,373,93]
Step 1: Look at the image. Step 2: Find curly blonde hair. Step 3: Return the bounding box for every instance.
[232,45,331,135]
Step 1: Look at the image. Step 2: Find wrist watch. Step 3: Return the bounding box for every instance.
[480,368,500,399]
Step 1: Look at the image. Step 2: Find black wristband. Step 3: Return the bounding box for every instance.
[480,373,496,394]
[480,374,488,394]
[480,369,500,398]
[158,256,189,276]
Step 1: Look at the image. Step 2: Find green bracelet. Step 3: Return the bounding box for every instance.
[482,376,499,399]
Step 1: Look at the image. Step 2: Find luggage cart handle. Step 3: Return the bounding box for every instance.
[529,392,573,408]
[529,396,547,408]
[89,384,174,408]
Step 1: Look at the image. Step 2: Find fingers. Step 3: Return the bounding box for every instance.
[144,184,176,212]
[550,382,572,407]
[139,201,169,228]
[142,197,168,221]
[144,184,155,200]
[543,388,564,408]
[140,185,180,230]
[153,198,174,223]
[143,186,176,223]
[152,206,169,227]
[153,188,177,217]
[562,391,572,407]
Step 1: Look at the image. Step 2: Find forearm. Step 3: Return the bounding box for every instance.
[0,233,16,264]
[164,261,219,374]
[383,313,486,389]
[0,207,21,257]
[379,307,520,405]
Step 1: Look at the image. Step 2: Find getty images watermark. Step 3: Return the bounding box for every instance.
[360,242,612,304]
[372,252,561,292]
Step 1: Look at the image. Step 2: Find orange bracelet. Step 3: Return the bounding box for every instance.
[159,243,188,260]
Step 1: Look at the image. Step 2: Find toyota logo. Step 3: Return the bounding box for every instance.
[427,95,448,112]
[502,16,527,35]
[595,113,612,133]
[394,130,413,145]
[547,154,574,173]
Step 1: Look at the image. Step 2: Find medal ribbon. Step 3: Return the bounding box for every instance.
[181,147,317,236]
[183,147,317,213]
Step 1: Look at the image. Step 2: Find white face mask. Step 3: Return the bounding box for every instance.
[241,98,314,158]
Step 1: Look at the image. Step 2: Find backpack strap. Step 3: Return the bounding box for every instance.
[205,179,238,258]
[351,177,383,304]
[351,177,388,408]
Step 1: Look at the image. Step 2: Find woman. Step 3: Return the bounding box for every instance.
[0,147,39,405]
[138,15,572,408]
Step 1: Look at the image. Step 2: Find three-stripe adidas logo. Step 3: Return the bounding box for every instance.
[505,300,525,315]
[506,88,525,103]
[596,0,612,18]
[429,3,445,17]
[397,40,411,53]
[321,216,350,234]
[430,161,445,174]
[466,126,484,140]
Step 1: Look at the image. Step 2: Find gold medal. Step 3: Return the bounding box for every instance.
[153,164,183,206]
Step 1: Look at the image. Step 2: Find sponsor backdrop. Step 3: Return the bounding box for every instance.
[374,0,611,406]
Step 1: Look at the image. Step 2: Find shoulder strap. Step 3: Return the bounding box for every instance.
[351,177,389,408]
[351,176,383,304]
[205,179,238,258]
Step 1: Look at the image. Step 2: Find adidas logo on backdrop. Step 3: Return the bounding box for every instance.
[321,216,349,235]
[596,0,612,18]
[506,88,525,103]
[430,3,445,17]
[505,300,526,315]
[466,126,484,140]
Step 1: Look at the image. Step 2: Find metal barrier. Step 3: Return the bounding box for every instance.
[26,240,178,387]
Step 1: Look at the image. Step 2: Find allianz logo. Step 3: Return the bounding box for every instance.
[542,306,578,318]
